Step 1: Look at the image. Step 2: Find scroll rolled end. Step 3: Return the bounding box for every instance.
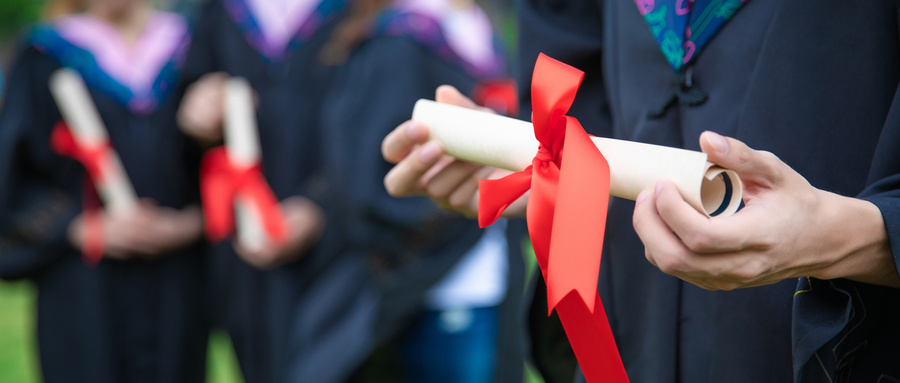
[700,167,742,217]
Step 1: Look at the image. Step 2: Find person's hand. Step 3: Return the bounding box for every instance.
[633,131,899,290]
[67,202,204,260]
[177,72,229,145]
[382,85,525,218]
[234,196,325,270]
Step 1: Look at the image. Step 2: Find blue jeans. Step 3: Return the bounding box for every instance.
[400,306,499,383]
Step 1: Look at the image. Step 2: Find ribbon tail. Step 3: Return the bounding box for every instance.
[526,159,560,280]
[557,292,629,383]
[243,173,288,245]
[478,167,533,228]
[200,148,237,242]
[81,179,104,265]
[546,117,609,312]
[50,122,77,157]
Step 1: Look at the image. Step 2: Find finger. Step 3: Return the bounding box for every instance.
[424,160,482,199]
[699,131,785,188]
[653,180,749,253]
[435,85,480,109]
[420,155,458,185]
[197,72,230,93]
[384,141,444,197]
[632,189,694,277]
[446,166,492,213]
[234,243,279,270]
[382,120,430,164]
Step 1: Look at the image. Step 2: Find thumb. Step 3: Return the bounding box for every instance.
[699,131,784,188]
[435,85,481,109]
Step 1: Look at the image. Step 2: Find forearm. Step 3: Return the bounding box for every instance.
[814,191,899,287]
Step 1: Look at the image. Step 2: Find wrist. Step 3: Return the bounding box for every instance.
[813,192,899,287]
[66,214,85,250]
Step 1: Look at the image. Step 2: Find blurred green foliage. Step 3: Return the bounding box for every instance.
[0,0,46,39]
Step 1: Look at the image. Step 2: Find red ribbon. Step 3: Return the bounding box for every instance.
[479,54,628,382]
[50,122,116,183]
[473,79,519,117]
[200,147,288,245]
[50,122,114,264]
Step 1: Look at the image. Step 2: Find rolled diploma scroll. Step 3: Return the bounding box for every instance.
[224,77,270,252]
[412,100,743,217]
[49,69,138,215]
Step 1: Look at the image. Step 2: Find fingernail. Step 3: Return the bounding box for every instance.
[705,131,729,155]
[419,142,441,163]
[655,180,664,194]
[406,122,427,140]
[636,191,648,204]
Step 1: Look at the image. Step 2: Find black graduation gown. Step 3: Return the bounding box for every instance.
[518,0,900,382]
[318,32,527,382]
[0,34,208,383]
[181,1,364,382]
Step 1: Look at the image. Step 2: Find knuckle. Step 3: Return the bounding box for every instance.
[694,281,719,291]
[383,174,404,197]
[447,191,470,210]
[632,209,646,229]
[644,249,657,266]
[736,147,754,166]
[728,262,763,282]
[655,252,685,275]
[757,151,785,183]
[715,281,739,291]
[684,232,713,251]
[426,183,450,199]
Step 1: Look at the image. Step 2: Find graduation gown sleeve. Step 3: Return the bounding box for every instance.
[860,88,900,282]
[792,75,900,383]
[0,41,82,280]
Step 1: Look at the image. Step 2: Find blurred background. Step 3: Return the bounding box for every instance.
[0,1,526,382]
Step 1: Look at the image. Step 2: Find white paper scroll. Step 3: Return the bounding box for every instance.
[224,77,270,252]
[49,69,138,215]
[412,100,743,217]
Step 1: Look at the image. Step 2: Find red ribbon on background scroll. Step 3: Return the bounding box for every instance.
[50,121,111,264]
[473,79,519,117]
[478,54,628,382]
[200,147,287,245]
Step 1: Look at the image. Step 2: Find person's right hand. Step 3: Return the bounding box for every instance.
[382,85,526,219]
[177,72,229,145]
[234,196,326,270]
[67,201,204,260]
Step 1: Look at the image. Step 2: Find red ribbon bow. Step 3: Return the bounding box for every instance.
[479,54,628,382]
[200,147,288,245]
[50,121,113,264]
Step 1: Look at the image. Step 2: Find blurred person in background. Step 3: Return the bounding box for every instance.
[176,1,365,382]
[0,0,209,382]
[316,0,525,382]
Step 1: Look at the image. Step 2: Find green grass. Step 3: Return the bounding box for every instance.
[0,281,39,383]
[207,331,243,383]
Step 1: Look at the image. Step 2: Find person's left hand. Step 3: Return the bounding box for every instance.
[234,196,326,270]
[632,131,898,290]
